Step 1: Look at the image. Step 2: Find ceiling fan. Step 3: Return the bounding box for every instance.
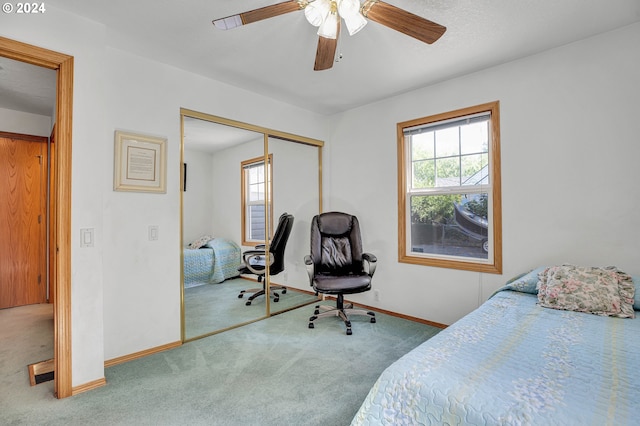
[212,0,446,71]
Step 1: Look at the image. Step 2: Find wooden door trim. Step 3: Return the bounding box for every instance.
[0,36,74,399]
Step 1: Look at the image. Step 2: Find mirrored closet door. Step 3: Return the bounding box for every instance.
[180,109,323,341]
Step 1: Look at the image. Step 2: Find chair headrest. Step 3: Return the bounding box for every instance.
[317,212,354,236]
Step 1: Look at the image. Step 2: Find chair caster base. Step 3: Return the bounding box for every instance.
[346,329,352,335]
[238,293,244,299]
[370,317,376,323]
[308,323,314,329]
[245,301,252,306]
[274,298,279,303]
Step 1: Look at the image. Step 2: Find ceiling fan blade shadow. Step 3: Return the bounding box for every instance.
[362,0,446,44]
[213,1,304,30]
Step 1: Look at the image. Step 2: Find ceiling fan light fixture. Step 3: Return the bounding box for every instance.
[304,0,331,27]
[341,11,367,35]
[317,2,340,39]
[338,0,367,35]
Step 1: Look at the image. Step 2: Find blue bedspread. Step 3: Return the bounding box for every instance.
[352,290,640,425]
[183,238,240,287]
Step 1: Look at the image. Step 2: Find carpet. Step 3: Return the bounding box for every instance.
[184,277,318,339]
[2,304,441,426]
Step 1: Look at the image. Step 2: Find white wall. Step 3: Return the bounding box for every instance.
[0,107,52,136]
[326,22,640,325]
[210,138,264,243]
[182,149,214,245]
[2,6,328,386]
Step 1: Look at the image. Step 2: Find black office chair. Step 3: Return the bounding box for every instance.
[304,212,377,335]
[238,212,294,306]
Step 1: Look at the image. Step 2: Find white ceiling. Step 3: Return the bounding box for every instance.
[183,116,263,153]
[0,57,56,116]
[4,0,640,117]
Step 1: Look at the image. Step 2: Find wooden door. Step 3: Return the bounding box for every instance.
[0,134,47,309]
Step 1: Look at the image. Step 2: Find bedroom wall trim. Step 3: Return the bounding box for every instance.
[71,378,107,396]
[104,341,182,368]
[318,295,449,329]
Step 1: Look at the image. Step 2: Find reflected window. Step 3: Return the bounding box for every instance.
[241,154,273,245]
[398,101,502,273]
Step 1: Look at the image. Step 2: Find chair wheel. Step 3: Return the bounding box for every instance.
[314,309,320,315]
[308,323,314,329]
[346,329,352,335]
[282,288,287,294]
[274,298,279,303]
[238,294,244,298]
[245,301,252,306]
[370,317,376,323]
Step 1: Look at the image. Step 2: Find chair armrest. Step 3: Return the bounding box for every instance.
[243,250,274,275]
[362,252,377,277]
[303,255,314,284]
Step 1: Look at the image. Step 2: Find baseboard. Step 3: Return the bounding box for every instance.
[66,341,182,397]
[72,377,106,395]
[319,295,449,329]
[104,340,182,368]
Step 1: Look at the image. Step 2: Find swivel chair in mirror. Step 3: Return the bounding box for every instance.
[238,212,294,306]
[304,212,377,335]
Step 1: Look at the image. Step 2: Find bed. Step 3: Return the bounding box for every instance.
[352,265,640,425]
[183,237,241,288]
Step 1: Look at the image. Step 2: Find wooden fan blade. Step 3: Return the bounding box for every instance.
[314,16,340,71]
[314,35,338,71]
[213,1,304,30]
[362,0,446,44]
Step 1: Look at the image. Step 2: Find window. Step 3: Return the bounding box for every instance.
[397,101,502,273]
[241,154,273,246]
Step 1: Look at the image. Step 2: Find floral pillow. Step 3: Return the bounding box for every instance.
[187,235,213,249]
[537,264,635,318]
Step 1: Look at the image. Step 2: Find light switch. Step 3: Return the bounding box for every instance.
[148,225,159,241]
[80,228,94,248]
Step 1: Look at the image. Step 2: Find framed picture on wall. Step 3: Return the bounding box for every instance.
[114,130,167,193]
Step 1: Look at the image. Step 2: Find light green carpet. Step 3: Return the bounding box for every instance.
[3,304,441,426]
[184,277,318,339]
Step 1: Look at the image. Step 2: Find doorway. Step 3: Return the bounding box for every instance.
[0,36,73,398]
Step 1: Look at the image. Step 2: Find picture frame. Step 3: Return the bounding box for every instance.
[114,130,167,193]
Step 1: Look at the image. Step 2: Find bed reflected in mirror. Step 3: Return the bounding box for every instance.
[180,110,323,341]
